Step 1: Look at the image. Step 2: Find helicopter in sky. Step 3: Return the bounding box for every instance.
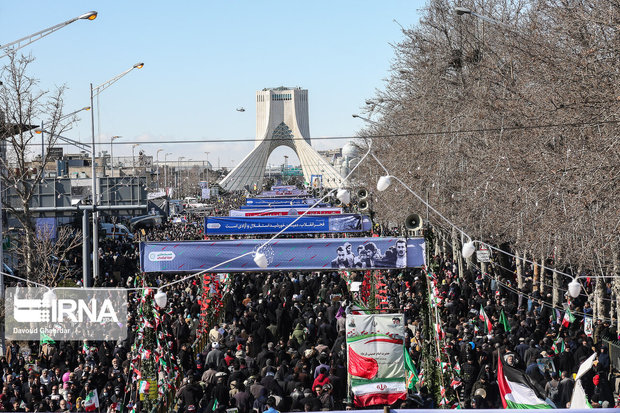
[236,107,245,112]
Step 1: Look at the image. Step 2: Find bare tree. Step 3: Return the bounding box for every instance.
[0,54,81,279]
[355,0,618,317]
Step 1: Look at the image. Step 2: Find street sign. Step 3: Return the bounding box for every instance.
[476,248,490,262]
[47,147,63,160]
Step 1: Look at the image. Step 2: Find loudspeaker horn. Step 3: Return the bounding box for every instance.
[405,213,423,231]
[357,188,368,200]
[358,200,369,211]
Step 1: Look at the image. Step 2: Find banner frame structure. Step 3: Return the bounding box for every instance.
[140,237,425,273]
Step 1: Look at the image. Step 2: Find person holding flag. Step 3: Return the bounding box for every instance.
[497,352,553,408]
[479,304,493,335]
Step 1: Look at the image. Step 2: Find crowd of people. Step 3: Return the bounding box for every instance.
[0,191,618,412]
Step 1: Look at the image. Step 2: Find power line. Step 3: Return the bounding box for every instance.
[12,119,619,147]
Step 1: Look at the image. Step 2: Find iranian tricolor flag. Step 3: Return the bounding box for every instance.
[479,305,493,333]
[84,389,99,412]
[562,308,575,327]
[498,354,552,409]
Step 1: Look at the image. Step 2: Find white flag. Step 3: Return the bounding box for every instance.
[575,352,596,380]
[569,379,592,409]
[569,352,597,409]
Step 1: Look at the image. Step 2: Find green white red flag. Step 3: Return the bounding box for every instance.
[84,389,99,411]
[498,354,552,409]
[479,305,492,333]
[562,308,575,327]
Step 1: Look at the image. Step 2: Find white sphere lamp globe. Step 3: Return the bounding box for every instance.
[336,189,351,205]
[568,280,581,298]
[462,241,476,259]
[42,289,57,305]
[377,175,392,192]
[154,290,168,308]
[254,251,268,268]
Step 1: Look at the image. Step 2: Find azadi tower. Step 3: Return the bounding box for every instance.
[219,87,343,191]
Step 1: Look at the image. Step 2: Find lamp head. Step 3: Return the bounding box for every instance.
[42,289,57,305]
[134,63,144,69]
[154,290,167,308]
[336,189,351,205]
[462,240,476,259]
[79,11,98,20]
[34,129,43,135]
[455,7,472,15]
[568,280,581,298]
[83,106,91,111]
[254,251,268,268]
[377,175,392,191]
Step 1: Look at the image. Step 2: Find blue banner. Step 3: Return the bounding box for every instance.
[140,237,425,273]
[35,217,57,240]
[239,203,328,209]
[230,207,342,216]
[205,214,372,235]
[246,197,318,206]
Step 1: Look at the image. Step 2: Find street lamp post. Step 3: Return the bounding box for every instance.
[156,149,163,189]
[110,136,121,177]
[0,11,97,59]
[132,144,140,174]
[454,7,511,28]
[164,152,172,195]
[89,62,144,285]
[177,157,185,197]
[204,151,210,191]
[35,106,92,157]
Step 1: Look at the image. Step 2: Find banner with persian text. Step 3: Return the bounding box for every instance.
[140,237,425,273]
[346,314,407,407]
[239,204,329,209]
[205,214,372,235]
[230,207,342,216]
[245,198,318,206]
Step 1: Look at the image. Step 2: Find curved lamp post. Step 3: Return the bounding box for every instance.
[89,62,144,284]
[0,11,97,59]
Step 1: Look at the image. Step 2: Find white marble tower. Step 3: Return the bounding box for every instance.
[219,87,343,191]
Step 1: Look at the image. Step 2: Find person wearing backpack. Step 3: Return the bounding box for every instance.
[544,372,560,407]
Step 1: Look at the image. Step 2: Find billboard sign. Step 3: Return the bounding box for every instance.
[140,237,425,273]
[347,314,407,406]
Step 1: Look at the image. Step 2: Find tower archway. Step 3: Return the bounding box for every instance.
[219,88,344,191]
